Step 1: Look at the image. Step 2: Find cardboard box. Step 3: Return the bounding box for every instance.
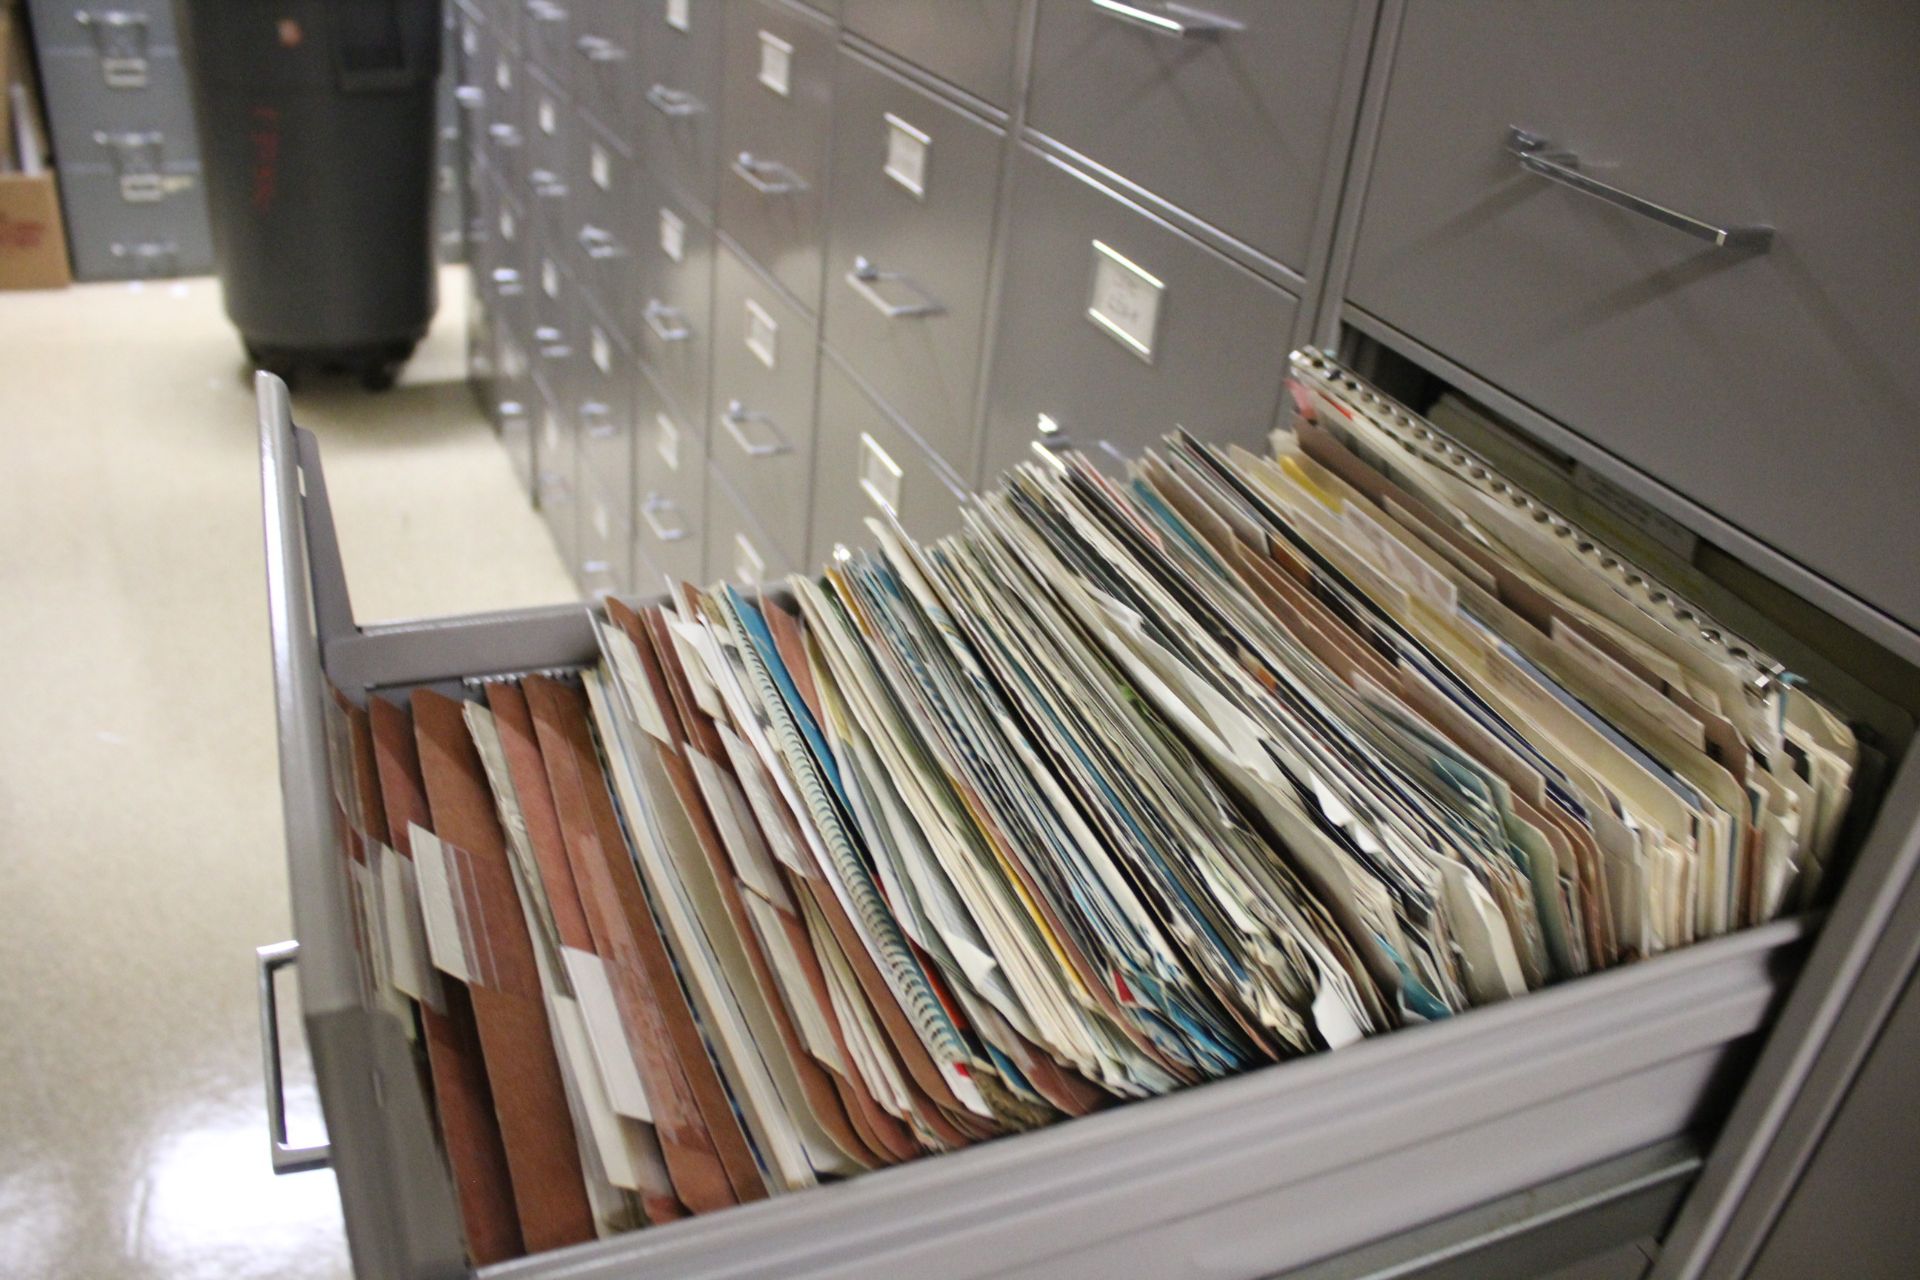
[0,169,71,289]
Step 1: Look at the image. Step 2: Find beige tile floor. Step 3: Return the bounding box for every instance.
[0,268,575,1279]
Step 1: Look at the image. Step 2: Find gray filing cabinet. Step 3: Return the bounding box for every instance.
[432,6,1920,1272]
[27,0,214,279]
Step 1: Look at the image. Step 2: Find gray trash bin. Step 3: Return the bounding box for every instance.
[182,1,443,389]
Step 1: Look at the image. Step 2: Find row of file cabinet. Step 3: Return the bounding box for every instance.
[460,0,1920,650]
[25,0,214,279]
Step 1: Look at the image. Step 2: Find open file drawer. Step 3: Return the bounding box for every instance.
[257,371,1918,1280]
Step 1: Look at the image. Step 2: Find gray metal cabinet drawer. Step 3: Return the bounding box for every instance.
[634,0,726,216]
[568,107,639,341]
[574,296,638,509]
[484,0,523,50]
[809,356,970,565]
[839,0,1022,109]
[480,35,528,181]
[523,61,572,208]
[634,166,715,432]
[716,0,836,311]
[709,242,820,556]
[633,368,709,589]
[706,467,797,587]
[27,0,179,83]
[1342,0,1920,628]
[57,164,212,280]
[1027,0,1361,277]
[493,302,538,496]
[520,0,575,77]
[980,145,1300,483]
[533,368,581,567]
[36,48,200,167]
[822,46,1002,475]
[577,472,635,601]
[569,0,643,141]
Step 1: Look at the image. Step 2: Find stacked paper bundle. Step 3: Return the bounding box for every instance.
[332,353,1861,1261]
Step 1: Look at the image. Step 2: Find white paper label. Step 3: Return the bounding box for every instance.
[538,96,557,136]
[882,112,930,198]
[734,532,765,585]
[744,297,778,369]
[544,409,562,454]
[541,257,559,299]
[859,432,903,513]
[665,0,691,32]
[591,142,611,191]
[1086,239,1164,362]
[498,207,515,242]
[495,56,512,92]
[592,326,611,373]
[658,206,685,263]
[462,23,479,57]
[656,412,681,470]
[757,30,793,96]
[593,497,611,541]
[561,947,655,1123]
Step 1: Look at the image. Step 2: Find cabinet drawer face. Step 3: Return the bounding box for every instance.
[534,374,581,567]
[634,169,716,431]
[710,243,820,555]
[484,0,522,50]
[981,146,1299,484]
[570,1,642,139]
[1344,0,1920,625]
[483,36,525,159]
[717,0,836,310]
[840,0,1022,108]
[493,301,538,496]
[809,359,970,565]
[520,0,574,76]
[1027,0,1360,275]
[569,109,640,340]
[523,62,572,195]
[823,47,1002,475]
[57,166,212,280]
[706,469,797,587]
[577,472,635,600]
[635,0,725,215]
[37,49,200,168]
[574,302,638,507]
[28,0,181,56]
[634,370,709,588]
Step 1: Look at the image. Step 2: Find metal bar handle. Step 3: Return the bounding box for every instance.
[643,299,692,343]
[847,256,945,319]
[732,152,805,196]
[641,495,690,542]
[576,34,627,62]
[1089,0,1240,38]
[645,83,703,117]
[578,225,627,260]
[1506,127,1773,251]
[581,402,617,439]
[527,0,567,23]
[257,940,333,1175]
[721,400,789,458]
[454,85,485,110]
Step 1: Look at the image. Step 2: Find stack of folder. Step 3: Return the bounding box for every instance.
[321,350,1862,1262]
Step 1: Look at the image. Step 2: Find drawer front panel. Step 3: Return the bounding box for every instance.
[574,297,638,508]
[709,243,819,556]
[809,357,970,566]
[520,0,575,77]
[493,297,538,496]
[980,146,1299,483]
[840,0,1022,108]
[37,49,200,166]
[1344,0,1920,624]
[823,47,1002,474]
[633,369,709,588]
[577,472,635,600]
[569,0,643,141]
[635,0,725,215]
[482,35,526,170]
[57,165,212,280]
[634,167,716,432]
[568,107,639,340]
[706,467,796,587]
[523,62,572,200]
[28,0,181,56]
[1027,0,1360,275]
[716,0,836,310]
[533,369,580,567]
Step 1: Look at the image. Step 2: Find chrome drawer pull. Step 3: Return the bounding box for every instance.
[578,225,627,260]
[847,256,945,319]
[733,152,806,196]
[530,168,567,200]
[641,495,690,542]
[487,122,523,148]
[1089,0,1239,38]
[1506,127,1773,251]
[645,84,704,117]
[576,34,628,62]
[644,299,692,343]
[527,0,566,24]
[453,85,485,110]
[256,941,332,1175]
[581,402,618,439]
[721,400,789,458]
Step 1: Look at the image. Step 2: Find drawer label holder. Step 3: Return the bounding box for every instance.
[1087,239,1164,363]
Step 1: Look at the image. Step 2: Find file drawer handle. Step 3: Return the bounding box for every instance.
[527,0,567,23]
[1089,0,1240,38]
[644,299,692,343]
[487,122,524,148]
[1505,127,1774,251]
[641,495,690,542]
[732,152,806,196]
[76,9,151,87]
[645,84,704,118]
[578,225,627,260]
[847,256,945,319]
[576,34,628,62]
[453,85,485,110]
[256,941,333,1175]
[721,400,789,458]
[531,168,568,200]
[581,402,617,439]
